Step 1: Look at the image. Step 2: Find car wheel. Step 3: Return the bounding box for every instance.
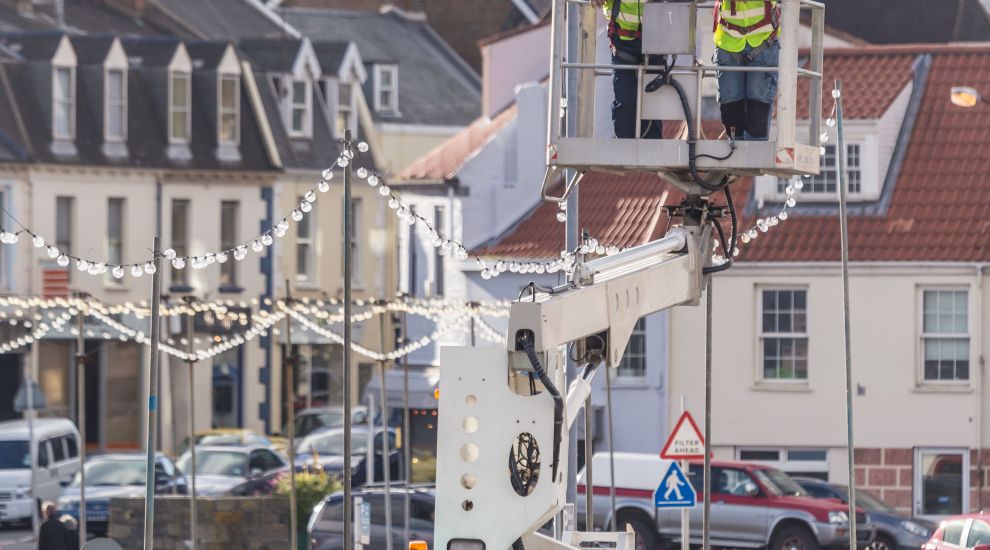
[617,512,661,550]
[869,534,898,550]
[772,525,819,550]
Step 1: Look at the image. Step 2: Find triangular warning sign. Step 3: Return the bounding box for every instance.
[660,411,705,460]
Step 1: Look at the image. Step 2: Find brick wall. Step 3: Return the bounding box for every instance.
[854,447,990,514]
[109,495,290,549]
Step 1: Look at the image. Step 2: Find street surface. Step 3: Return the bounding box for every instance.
[0,525,32,549]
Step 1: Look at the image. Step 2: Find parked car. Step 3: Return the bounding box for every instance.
[57,452,187,536]
[923,514,990,550]
[794,477,936,550]
[175,445,287,496]
[176,429,288,456]
[295,427,402,486]
[285,406,373,440]
[308,486,436,550]
[576,453,874,550]
[0,418,80,525]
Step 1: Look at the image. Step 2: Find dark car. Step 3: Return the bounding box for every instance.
[175,445,287,496]
[56,452,186,536]
[794,477,936,550]
[923,514,990,550]
[295,427,403,486]
[308,486,436,550]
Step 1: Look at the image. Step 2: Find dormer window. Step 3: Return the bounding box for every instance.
[219,74,240,145]
[374,64,397,113]
[53,66,75,140]
[169,70,191,142]
[105,69,126,141]
[336,81,355,138]
[776,143,862,196]
[289,78,311,138]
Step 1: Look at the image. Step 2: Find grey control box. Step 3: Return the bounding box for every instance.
[642,1,697,56]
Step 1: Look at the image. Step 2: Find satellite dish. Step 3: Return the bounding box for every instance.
[82,539,124,550]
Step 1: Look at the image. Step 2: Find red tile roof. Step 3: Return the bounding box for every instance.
[398,104,517,181]
[479,45,990,263]
[798,48,917,119]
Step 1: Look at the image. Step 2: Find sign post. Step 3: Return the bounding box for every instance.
[660,411,706,550]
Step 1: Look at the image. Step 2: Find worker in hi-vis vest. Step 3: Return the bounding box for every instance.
[714,0,781,141]
[591,0,661,139]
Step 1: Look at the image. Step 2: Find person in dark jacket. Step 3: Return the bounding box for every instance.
[37,502,69,550]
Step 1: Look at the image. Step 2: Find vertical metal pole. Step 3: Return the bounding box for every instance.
[75,295,87,546]
[401,306,411,545]
[143,236,163,550]
[679,398,688,550]
[26,368,37,540]
[835,79,858,549]
[285,281,298,550]
[343,129,354,550]
[604,369,616,530]
[183,298,197,550]
[703,280,713,550]
[583,397,593,531]
[378,309,393,550]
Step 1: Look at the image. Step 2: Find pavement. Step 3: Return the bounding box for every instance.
[0,524,33,549]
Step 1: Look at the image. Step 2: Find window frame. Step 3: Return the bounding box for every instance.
[168,70,191,143]
[106,197,125,285]
[616,317,648,381]
[737,447,829,479]
[914,447,970,519]
[776,143,863,199]
[373,64,398,113]
[218,73,240,146]
[918,287,971,385]
[170,199,190,288]
[52,66,76,140]
[433,206,445,296]
[56,196,73,257]
[336,80,356,138]
[757,287,810,384]
[220,200,239,288]
[296,196,315,284]
[104,67,127,142]
[288,77,312,138]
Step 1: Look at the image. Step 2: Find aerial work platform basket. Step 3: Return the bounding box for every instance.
[542,0,826,200]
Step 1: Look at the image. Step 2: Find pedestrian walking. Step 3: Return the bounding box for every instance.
[37,502,69,550]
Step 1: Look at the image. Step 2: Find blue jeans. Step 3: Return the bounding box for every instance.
[611,47,662,139]
[715,41,779,141]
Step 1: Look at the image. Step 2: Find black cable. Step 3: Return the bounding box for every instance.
[665,77,734,192]
[520,337,563,481]
[703,186,738,274]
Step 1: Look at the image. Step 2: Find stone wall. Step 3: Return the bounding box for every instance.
[109,496,291,550]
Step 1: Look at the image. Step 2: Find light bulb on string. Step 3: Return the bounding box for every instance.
[318,181,330,193]
[343,148,354,160]
[378,185,390,196]
[32,235,44,248]
[337,156,349,168]
[77,260,90,272]
[794,180,804,190]
[779,211,789,221]
[252,240,264,253]
[322,168,334,181]
[357,142,369,153]
[172,257,186,270]
[304,191,317,203]
[786,197,797,207]
[144,262,156,274]
[368,175,379,186]
[131,265,143,278]
[164,248,177,260]
[261,234,274,247]
[56,255,69,267]
[112,266,125,279]
[234,247,248,261]
[300,201,312,213]
[388,198,399,210]
[356,167,368,179]
[205,253,216,265]
[291,210,303,222]
[556,212,567,223]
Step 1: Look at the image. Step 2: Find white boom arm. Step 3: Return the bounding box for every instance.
[434,226,711,550]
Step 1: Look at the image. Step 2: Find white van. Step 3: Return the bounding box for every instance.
[0,417,80,524]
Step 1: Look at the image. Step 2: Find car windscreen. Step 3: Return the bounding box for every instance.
[302,432,368,456]
[73,459,145,487]
[835,486,891,513]
[198,435,243,446]
[0,441,29,470]
[754,469,806,497]
[177,451,246,477]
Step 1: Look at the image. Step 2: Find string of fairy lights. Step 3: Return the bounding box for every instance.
[0,88,843,359]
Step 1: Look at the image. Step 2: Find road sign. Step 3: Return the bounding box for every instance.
[13,379,46,412]
[660,411,705,460]
[654,462,696,508]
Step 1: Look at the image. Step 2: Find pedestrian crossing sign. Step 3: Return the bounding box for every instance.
[654,462,696,509]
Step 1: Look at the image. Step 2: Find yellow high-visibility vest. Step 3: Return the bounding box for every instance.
[714,0,778,53]
[603,0,646,42]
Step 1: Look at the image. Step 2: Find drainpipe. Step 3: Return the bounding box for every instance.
[977,264,986,511]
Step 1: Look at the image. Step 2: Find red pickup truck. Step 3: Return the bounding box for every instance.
[578,454,875,550]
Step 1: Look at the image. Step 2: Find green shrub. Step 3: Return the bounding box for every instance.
[275,470,342,528]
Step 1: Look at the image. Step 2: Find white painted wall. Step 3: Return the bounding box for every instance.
[668,263,990,482]
[482,24,552,118]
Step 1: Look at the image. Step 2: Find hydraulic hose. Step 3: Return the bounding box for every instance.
[704,185,738,275]
[664,76,731,193]
[521,338,564,482]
